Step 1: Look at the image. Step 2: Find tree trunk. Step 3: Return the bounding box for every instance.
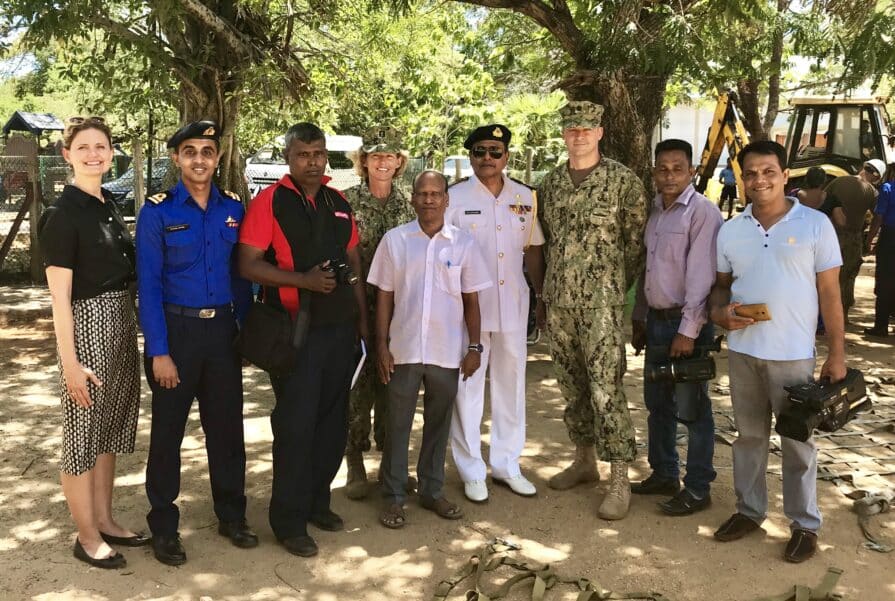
[169,76,251,202]
[736,79,769,141]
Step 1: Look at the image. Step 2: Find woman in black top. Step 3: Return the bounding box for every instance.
[38,117,146,569]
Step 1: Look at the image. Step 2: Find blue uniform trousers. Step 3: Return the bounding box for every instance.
[145,308,247,536]
[643,313,717,496]
[268,321,355,540]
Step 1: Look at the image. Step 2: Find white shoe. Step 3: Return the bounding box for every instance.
[463,480,489,503]
[494,475,537,497]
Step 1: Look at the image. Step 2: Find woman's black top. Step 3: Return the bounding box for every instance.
[38,185,136,301]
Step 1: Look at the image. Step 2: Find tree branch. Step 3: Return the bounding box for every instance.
[458,0,588,64]
[178,0,252,58]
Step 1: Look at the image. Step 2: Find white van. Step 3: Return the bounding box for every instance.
[244,134,362,198]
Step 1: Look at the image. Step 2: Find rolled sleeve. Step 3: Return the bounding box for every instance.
[135,207,169,357]
[716,227,732,274]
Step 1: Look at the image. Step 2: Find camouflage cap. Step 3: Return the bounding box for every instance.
[559,101,604,129]
[362,125,404,153]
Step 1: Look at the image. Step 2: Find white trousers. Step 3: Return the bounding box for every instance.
[450,329,528,481]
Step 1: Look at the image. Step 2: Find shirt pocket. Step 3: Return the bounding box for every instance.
[435,263,463,296]
[164,229,199,271]
[220,226,238,245]
[457,212,485,234]
[655,229,687,266]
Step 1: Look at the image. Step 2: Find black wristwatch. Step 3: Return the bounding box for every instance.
[467,343,484,353]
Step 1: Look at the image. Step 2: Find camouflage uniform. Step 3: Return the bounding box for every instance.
[539,104,648,462]
[344,181,415,454]
[838,230,864,313]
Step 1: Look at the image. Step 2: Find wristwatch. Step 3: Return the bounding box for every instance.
[467,343,484,353]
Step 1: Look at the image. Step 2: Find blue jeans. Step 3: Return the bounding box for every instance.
[643,313,716,496]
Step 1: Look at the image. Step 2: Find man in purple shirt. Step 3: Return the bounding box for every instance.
[631,139,723,515]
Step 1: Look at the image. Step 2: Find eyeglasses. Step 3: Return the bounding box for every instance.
[66,116,106,125]
[471,147,505,159]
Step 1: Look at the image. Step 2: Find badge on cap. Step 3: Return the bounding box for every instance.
[203,126,216,136]
[493,127,503,138]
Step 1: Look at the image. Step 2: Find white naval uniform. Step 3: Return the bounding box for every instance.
[446,174,545,482]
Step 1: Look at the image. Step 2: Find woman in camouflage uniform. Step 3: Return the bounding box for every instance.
[342,126,416,499]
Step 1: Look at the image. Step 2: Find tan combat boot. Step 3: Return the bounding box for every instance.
[344,452,368,500]
[547,444,600,490]
[598,461,631,520]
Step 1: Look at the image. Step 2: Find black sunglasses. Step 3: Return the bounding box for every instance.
[471,147,505,159]
[66,116,106,125]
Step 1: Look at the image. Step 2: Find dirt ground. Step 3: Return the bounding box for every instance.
[1,271,893,601]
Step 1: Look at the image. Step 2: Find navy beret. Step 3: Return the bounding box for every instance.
[463,124,511,150]
[167,120,221,149]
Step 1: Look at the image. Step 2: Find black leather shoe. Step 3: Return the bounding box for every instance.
[631,473,680,496]
[218,520,259,548]
[100,531,151,547]
[309,509,344,532]
[863,327,889,338]
[152,534,187,566]
[784,529,817,563]
[73,539,126,569]
[280,535,318,557]
[659,489,711,516]
[714,513,761,542]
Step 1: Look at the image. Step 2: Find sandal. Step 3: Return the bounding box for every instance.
[419,495,464,520]
[379,503,406,529]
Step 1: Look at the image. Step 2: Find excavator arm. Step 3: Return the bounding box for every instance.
[694,90,751,204]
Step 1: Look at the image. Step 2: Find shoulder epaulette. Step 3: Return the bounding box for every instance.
[448,177,469,188]
[508,176,535,191]
[223,189,242,202]
[147,191,171,205]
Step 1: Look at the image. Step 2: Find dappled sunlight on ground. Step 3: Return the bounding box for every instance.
[0,272,893,599]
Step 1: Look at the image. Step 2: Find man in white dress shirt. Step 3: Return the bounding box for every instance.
[446,124,546,502]
[368,170,492,529]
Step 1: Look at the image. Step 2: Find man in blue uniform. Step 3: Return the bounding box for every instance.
[136,120,256,566]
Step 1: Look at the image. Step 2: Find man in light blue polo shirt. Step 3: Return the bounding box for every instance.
[708,140,845,564]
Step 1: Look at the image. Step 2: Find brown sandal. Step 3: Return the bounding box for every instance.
[419,495,464,520]
[379,503,406,529]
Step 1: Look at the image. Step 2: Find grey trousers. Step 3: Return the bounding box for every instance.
[728,350,821,532]
[381,363,459,505]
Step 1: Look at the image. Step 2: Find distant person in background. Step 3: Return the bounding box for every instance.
[825,160,882,320]
[39,116,144,570]
[796,167,846,229]
[864,161,894,338]
[718,159,738,219]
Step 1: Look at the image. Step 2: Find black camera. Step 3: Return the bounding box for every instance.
[645,335,723,384]
[775,368,870,442]
[323,259,358,286]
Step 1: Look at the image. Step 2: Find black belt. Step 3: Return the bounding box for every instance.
[649,306,683,320]
[164,303,232,319]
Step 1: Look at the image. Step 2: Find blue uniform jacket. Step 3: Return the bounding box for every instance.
[136,180,253,357]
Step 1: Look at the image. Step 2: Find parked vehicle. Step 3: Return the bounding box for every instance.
[244,134,362,198]
[443,155,473,184]
[102,158,173,215]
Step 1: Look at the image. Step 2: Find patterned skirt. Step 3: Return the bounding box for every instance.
[58,290,140,475]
